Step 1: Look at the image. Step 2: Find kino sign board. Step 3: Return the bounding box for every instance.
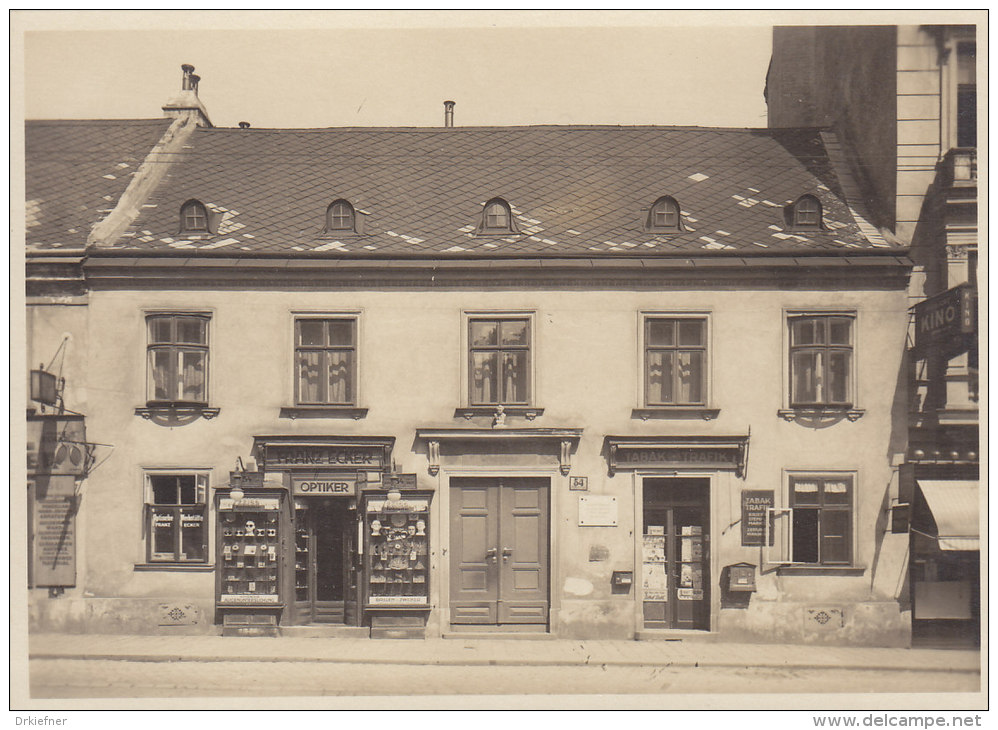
[913,284,976,357]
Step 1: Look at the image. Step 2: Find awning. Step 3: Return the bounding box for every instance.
[917,480,980,551]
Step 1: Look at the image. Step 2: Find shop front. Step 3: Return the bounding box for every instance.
[214,435,403,635]
[606,435,749,635]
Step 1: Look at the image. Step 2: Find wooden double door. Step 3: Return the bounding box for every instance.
[450,477,550,625]
[293,499,359,625]
[642,478,711,630]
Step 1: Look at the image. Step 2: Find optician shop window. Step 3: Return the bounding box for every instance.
[145,472,208,563]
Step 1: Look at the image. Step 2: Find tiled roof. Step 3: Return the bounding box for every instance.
[36,122,902,256]
[25,119,173,251]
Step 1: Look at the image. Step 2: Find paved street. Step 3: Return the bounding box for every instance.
[30,657,980,699]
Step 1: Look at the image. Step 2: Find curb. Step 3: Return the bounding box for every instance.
[28,652,983,674]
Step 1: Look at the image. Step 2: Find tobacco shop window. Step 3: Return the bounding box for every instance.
[179,199,209,234]
[295,318,357,405]
[644,316,707,406]
[788,314,854,408]
[789,475,853,565]
[146,472,208,563]
[146,314,210,406]
[468,316,531,406]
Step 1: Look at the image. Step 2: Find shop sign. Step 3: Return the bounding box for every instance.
[382,473,417,492]
[366,497,429,513]
[219,594,280,605]
[617,446,740,469]
[27,416,88,477]
[218,497,281,511]
[264,444,386,469]
[292,475,358,496]
[30,489,76,587]
[368,596,429,606]
[913,283,976,356]
[741,490,775,546]
[678,589,704,601]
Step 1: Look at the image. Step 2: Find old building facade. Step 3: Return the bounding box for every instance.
[27,61,916,644]
[768,23,981,646]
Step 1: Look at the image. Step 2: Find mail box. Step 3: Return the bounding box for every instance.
[727,563,756,592]
[611,570,633,587]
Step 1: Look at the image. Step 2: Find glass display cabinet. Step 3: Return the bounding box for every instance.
[215,474,288,636]
[361,487,431,638]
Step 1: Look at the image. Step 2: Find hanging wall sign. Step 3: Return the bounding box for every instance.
[741,490,775,546]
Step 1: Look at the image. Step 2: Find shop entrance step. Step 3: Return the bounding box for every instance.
[279,625,371,639]
[635,629,718,643]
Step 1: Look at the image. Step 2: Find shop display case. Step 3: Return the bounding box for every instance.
[215,484,287,636]
[362,489,431,638]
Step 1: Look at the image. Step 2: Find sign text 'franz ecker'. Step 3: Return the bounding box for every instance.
[265,444,385,469]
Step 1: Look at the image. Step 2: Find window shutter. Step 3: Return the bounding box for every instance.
[765,507,794,566]
[196,473,208,504]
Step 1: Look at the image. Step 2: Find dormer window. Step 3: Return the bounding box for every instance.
[326,200,355,232]
[478,198,516,235]
[646,196,682,233]
[789,195,823,229]
[180,200,209,234]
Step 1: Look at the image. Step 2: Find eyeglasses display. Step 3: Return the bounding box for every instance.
[218,503,281,605]
[364,495,430,606]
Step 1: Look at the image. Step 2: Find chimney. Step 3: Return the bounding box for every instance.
[163,63,212,128]
[238,121,251,129]
[444,100,455,128]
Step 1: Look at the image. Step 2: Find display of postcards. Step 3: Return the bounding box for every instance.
[642,535,666,562]
[647,525,665,536]
[681,536,703,562]
[681,525,702,536]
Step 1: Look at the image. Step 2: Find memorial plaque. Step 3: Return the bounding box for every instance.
[32,494,76,586]
[741,490,775,546]
[578,495,618,527]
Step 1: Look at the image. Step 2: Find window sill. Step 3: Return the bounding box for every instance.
[280,406,368,420]
[778,407,865,422]
[632,407,720,421]
[134,562,215,572]
[774,565,867,577]
[135,404,220,420]
[454,407,544,421]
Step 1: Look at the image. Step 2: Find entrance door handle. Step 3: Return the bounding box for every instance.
[501,547,513,562]
[485,547,497,563]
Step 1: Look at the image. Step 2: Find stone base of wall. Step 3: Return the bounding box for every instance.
[29,595,219,635]
[717,600,911,648]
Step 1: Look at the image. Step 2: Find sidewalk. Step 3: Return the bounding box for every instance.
[28,633,982,674]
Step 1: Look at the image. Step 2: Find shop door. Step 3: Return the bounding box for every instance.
[642,478,710,630]
[293,500,358,625]
[450,478,549,625]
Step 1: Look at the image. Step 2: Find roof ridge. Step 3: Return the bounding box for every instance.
[26,118,170,126]
[195,124,811,134]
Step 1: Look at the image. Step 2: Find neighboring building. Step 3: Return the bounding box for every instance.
[768,24,981,646]
[25,64,914,645]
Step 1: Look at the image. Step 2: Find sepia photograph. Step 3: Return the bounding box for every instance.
[11,9,986,716]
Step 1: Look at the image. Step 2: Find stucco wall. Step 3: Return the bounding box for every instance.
[43,280,909,643]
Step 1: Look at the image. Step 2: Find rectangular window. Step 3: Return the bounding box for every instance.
[644,317,707,406]
[468,317,530,405]
[957,42,976,148]
[788,314,854,407]
[146,314,209,405]
[295,318,356,405]
[146,473,208,563]
[789,475,852,565]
